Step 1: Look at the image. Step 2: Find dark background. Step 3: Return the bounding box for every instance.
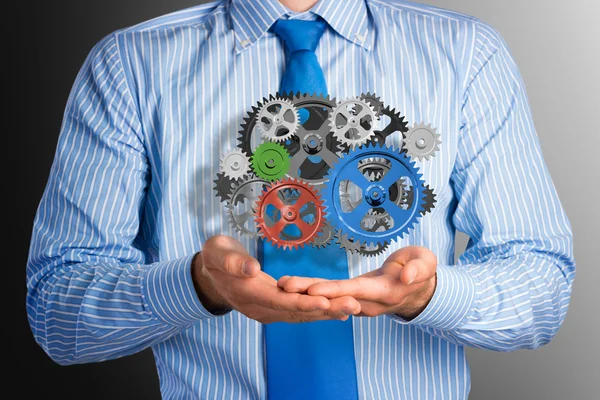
[9,1,599,399]
[10,1,200,398]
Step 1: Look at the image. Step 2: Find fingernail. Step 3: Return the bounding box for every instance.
[407,270,417,284]
[242,260,253,276]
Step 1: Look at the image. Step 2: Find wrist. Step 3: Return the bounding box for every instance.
[393,274,437,320]
[192,252,232,315]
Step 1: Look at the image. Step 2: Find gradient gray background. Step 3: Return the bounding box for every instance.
[12,0,599,399]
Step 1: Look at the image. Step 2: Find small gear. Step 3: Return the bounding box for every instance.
[359,92,384,116]
[402,123,441,161]
[227,175,269,237]
[213,172,238,204]
[251,142,291,181]
[335,231,362,254]
[255,178,325,250]
[367,105,409,146]
[256,97,300,142]
[220,149,251,180]
[357,240,389,257]
[329,97,378,149]
[311,221,334,248]
[421,184,437,215]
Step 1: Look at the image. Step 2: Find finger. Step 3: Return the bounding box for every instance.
[354,300,388,318]
[397,257,436,285]
[383,246,437,284]
[256,308,350,324]
[277,276,328,293]
[251,282,331,312]
[202,236,260,278]
[327,296,361,317]
[307,276,390,302]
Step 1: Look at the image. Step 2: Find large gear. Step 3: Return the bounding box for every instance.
[322,142,427,246]
[283,93,341,187]
[329,97,378,149]
[220,149,251,180]
[255,178,325,250]
[256,97,300,143]
[250,142,291,181]
[227,175,269,237]
[402,122,441,161]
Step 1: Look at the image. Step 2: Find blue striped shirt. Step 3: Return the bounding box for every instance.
[26,0,575,398]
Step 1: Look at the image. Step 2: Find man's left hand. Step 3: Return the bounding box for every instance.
[277,246,438,320]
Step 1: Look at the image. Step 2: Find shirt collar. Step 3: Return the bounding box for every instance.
[229,0,372,54]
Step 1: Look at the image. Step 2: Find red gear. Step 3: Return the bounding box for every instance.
[255,178,325,250]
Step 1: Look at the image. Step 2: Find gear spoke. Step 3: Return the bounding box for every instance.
[342,164,371,188]
[319,147,339,168]
[348,201,371,220]
[385,201,411,223]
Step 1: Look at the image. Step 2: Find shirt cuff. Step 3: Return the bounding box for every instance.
[387,264,476,330]
[140,254,224,326]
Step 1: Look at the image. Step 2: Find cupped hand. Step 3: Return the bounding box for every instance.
[192,235,361,324]
[278,246,438,320]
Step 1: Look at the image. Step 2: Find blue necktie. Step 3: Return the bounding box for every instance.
[260,19,359,400]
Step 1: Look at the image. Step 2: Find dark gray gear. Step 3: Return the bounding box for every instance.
[421,184,437,215]
[213,172,238,204]
[335,231,362,254]
[367,105,409,146]
[357,240,389,257]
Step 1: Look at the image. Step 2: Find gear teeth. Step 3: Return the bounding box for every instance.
[255,178,325,249]
[403,122,442,161]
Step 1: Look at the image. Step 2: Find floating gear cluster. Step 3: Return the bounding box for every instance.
[214,93,439,256]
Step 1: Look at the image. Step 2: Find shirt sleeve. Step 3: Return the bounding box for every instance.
[26,33,221,366]
[387,21,575,351]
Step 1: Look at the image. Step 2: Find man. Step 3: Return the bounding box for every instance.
[26,0,575,398]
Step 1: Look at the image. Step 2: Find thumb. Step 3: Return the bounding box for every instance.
[202,235,260,278]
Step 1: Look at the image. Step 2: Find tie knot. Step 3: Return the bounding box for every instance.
[271,19,326,53]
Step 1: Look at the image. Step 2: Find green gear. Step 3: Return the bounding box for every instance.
[251,142,291,181]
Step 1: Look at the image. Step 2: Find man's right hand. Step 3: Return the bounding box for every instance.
[192,235,360,324]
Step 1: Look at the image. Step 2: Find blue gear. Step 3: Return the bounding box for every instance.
[322,142,426,246]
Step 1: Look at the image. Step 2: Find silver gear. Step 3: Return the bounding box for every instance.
[329,97,378,149]
[256,97,300,143]
[220,149,251,180]
[310,221,333,248]
[359,92,384,116]
[335,231,362,254]
[226,175,269,237]
[402,123,441,161]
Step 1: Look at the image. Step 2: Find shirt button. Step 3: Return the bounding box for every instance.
[240,39,250,47]
[355,33,365,42]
